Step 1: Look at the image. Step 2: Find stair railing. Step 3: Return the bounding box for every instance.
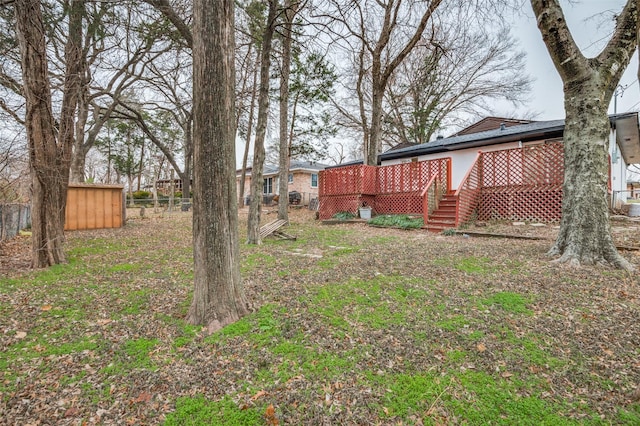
[421,175,443,225]
[455,151,482,226]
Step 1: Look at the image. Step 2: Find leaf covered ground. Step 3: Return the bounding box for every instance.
[1,208,639,425]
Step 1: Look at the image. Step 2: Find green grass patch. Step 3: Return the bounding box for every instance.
[373,372,448,418]
[165,395,263,426]
[120,288,152,315]
[102,338,159,376]
[368,214,423,229]
[445,371,574,425]
[436,314,471,332]
[206,304,284,346]
[481,291,532,314]
[307,275,431,331]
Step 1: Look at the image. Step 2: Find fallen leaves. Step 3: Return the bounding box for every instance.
[251,390,267,401]
[264,404,279,425]
[132,392,153,404]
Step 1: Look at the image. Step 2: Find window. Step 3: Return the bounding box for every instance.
[311,173,318,188]
[288,173,293,183]
[263,177,273,194]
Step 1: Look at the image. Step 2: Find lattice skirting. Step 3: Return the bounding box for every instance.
[478,189,562,222]
[319,194,375,219]
[375,193,423,215]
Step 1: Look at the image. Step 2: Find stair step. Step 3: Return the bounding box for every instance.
[429,217,455,223]
[433,206,456,213]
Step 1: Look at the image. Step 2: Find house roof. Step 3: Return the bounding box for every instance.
[237,161,329,177]
[451,117,535,136]
[380,119,565,162]
[379,113,640,165]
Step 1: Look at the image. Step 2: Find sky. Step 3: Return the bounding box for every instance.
[506,0,639,121]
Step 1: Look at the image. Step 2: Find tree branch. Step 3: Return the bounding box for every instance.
[143,0,193,48]
[530,0,588,82]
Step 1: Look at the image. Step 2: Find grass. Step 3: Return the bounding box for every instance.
[165,395,263,425]
[1,211,638,424]
[481,291,532,314]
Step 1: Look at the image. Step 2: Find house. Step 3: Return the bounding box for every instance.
[319,113,640,228]
[236,161,329,206]
[379,113,639,199]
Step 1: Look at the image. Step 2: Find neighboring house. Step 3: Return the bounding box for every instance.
[320,113,640,227]
[154,178,192,196]
[236,161,329,205]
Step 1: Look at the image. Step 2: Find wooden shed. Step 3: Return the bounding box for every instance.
[65,183,125,231]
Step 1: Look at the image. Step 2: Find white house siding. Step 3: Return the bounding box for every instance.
[609,129,629,207]
[380,141,521,190]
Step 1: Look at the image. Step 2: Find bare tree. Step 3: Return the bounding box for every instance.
[189,0,249,330]
[236,1,263,207]
[383,26,530,147]
[322,0,443,164]
[14,0,82,267]
[247,0,278,244]
[531,0,636,270]
[277,0,301,221]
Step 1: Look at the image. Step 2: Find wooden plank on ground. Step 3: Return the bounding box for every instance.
[259,219,288,239]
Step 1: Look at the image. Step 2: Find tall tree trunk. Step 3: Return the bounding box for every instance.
[70,50,89,183]
[238,47,260,207]
[137,141,145,191]
[247,0,277,244]
[189,0,248,331]
[277,0,299,221]
[531,0,636,270]
[181,116,193,210]
[15,0,83,268]
[367,82,385,165]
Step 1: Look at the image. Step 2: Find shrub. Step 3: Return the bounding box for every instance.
[130,190,151,199]
[368,214,423,229]
[333,211,356,220]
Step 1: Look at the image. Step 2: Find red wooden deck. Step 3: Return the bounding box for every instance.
[319,142,565,225]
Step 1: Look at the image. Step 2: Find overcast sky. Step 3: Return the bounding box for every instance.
[505,0,639,121]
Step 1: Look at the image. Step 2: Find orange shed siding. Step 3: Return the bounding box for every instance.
[65,184,124,231]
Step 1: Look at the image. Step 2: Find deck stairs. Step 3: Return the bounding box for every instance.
[423,193,458,232]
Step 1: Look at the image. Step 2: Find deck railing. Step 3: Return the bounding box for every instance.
[319,158,450,219]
